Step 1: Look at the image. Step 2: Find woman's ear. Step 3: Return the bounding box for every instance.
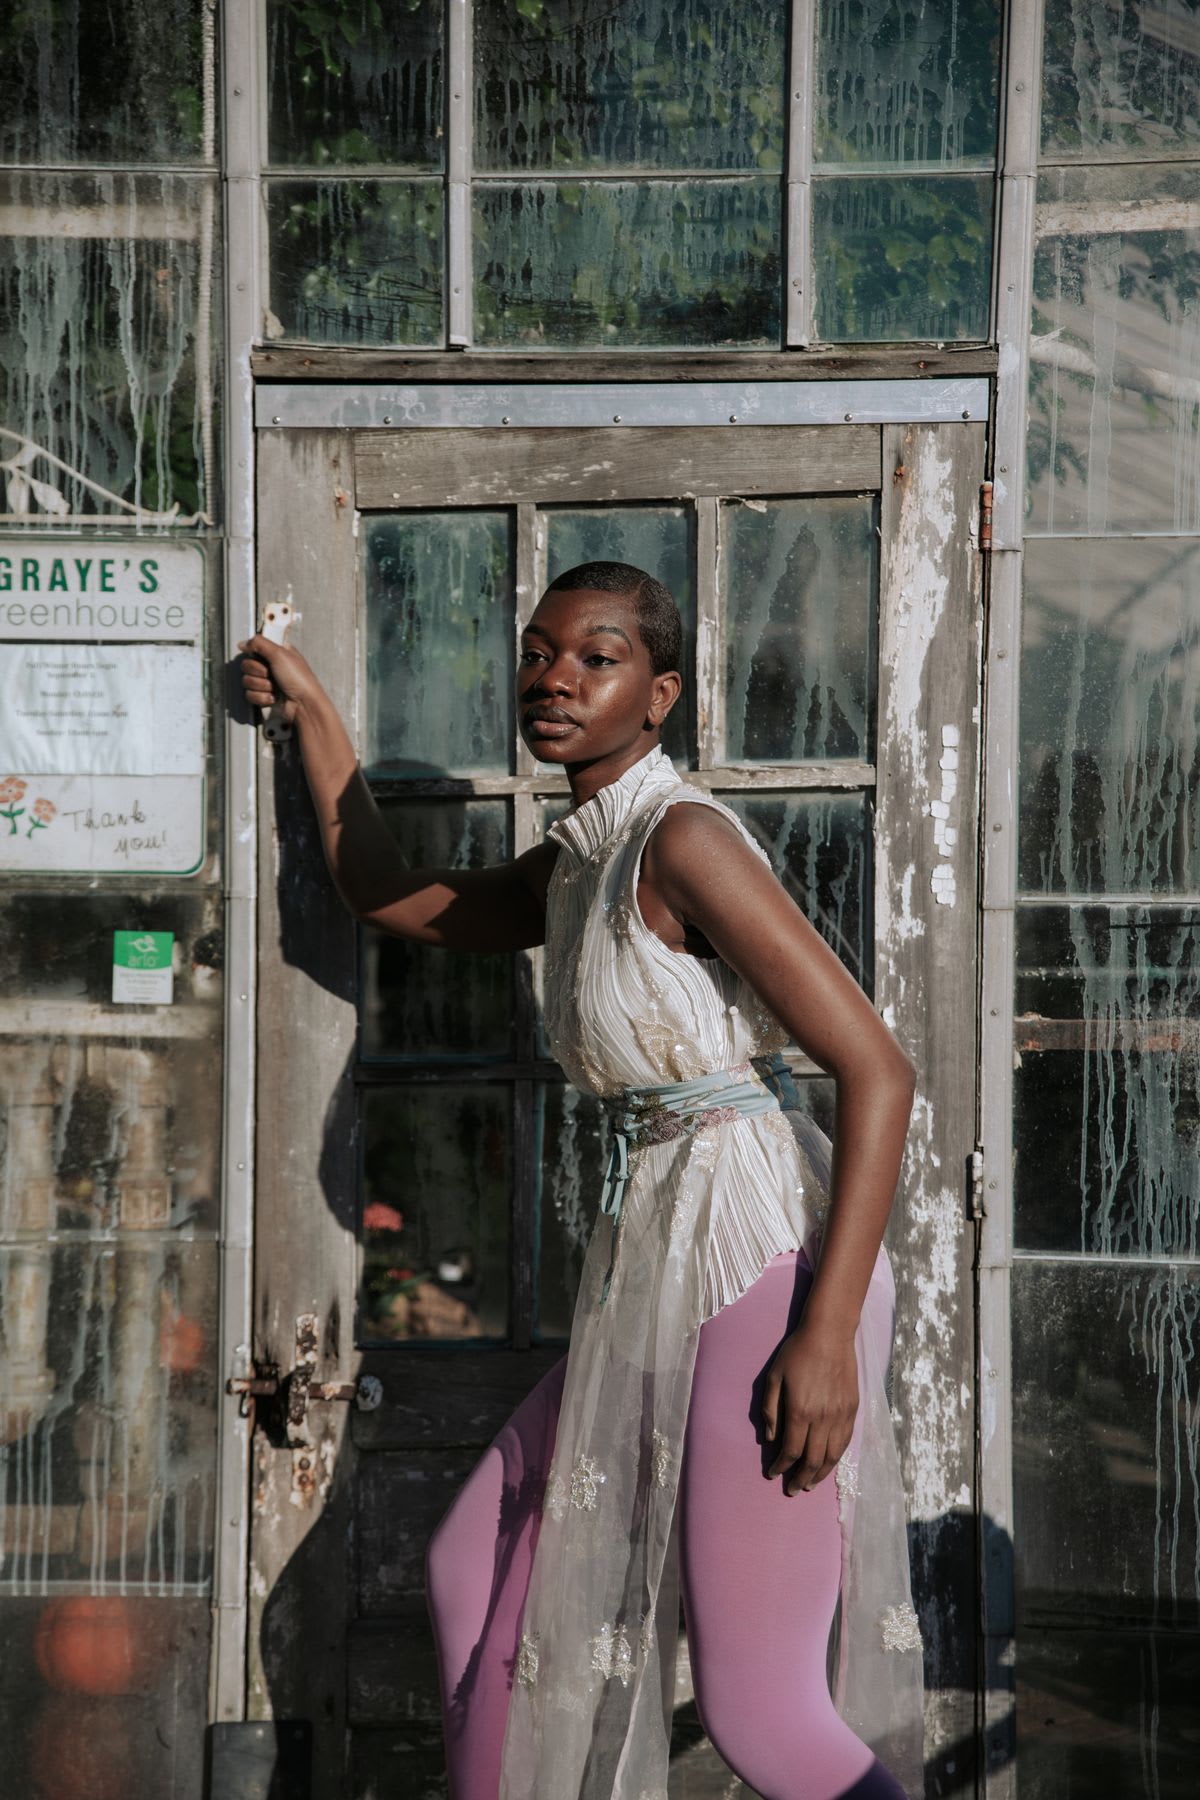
[646,670,682,727]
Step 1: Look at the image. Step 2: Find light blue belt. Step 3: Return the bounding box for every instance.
[597,1059,784,1305]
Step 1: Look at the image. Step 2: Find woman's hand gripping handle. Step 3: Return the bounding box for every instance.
[238,602,318,740]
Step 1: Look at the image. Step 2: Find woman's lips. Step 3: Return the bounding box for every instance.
[526,717,578,739]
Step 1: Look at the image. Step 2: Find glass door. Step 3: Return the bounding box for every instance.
[248,404,986,1794]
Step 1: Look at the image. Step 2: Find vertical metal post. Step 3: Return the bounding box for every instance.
[447,0,473,347]
[209,0,264,1727]
[785,0,816,347]
[978,2,1044,1791]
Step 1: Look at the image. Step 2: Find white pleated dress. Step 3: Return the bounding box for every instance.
[498,745,924,1800]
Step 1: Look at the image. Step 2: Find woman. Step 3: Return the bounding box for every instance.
[240,560,923,1800]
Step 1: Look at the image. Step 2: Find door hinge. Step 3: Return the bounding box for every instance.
[978,480,993,552]
[969,1146,986,1219]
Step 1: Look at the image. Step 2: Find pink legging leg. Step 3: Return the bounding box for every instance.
[425,1251,908,1799]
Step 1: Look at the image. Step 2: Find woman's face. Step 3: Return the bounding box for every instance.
[517,586,680,770]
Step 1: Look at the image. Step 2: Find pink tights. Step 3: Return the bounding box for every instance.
[425,1251,908,1800]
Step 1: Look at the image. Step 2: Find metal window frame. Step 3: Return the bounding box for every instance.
[251,1,1006,358]
[255,377,990,431]
[785,0,816,346]
[210,0,263,1730]
[447,0,472,346]
[979,1,1045,1793]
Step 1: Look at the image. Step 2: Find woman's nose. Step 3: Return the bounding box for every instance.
[534,657,575,694]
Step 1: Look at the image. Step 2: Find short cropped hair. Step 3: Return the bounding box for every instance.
[544,560,682,676]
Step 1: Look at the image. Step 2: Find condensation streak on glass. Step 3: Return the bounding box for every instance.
[474,0,785,171]
[360,1085,511,1343]
[812,172,993,342]
[364,511,512,776]
[1014,907,1200,1258]
[362,801,513,1059]
[544,504,695,765]
[0,0,213,166]
[266,0,444,168]
[1041,0,1200,162]
[475,178,781,349]
[1027,166,1200,537]
[0,172,219,526]
[729,793,873,994]
[722,496,877,763]
[536,1084,606,1341]
[266,180,443,346]
[1019,540,1200,895]
[815,0,1002,167]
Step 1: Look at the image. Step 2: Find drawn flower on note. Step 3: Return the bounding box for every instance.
[0,777,27,834]
[27,796,55,837]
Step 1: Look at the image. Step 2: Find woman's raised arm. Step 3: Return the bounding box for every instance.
[239,633,551,952]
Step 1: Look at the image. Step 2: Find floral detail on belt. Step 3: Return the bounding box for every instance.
[569,1453,606,1512]
[591,1621,634,1687]
[515,1633,540,1688]
[879,1601,922,1653]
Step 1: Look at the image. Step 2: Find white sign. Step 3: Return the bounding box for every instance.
[0,541,206,874]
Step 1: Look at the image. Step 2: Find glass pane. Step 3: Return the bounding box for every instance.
[1019,539,1200,896]
[474,179,781,348]
[728,793,873,993]
[812,173,993,342]
[1027,165,1200,536]
[1013,906,1200,1257]
[0,0,213,166]
[536,1083,608,1340]
[1012,1259,1200,1624]
[0,172,220,524]
[0,1596,212,1799]
[0,1240,219,1587]
[0,893,224,1237]
[364,511,513,776]
[266,179,442,345]
[722,496,878,763]
[361,801,513,1059]
[544,504,695,765]
[1041,0,1200,163]
[360,1085,511,1342]
[474,0,785,171]
[1016,1627,1200,1798]
[815,0,1002,168]
[266,0,444,168]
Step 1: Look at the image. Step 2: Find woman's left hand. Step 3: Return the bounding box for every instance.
[760,1318,859,1497]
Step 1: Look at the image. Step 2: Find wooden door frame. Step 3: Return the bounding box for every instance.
[247,409,987,1793]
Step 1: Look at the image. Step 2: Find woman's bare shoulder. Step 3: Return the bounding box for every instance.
[643,793,756,868]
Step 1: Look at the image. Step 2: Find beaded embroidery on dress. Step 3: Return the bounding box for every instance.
[498,745,924,1799]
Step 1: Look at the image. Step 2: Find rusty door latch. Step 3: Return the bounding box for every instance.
[226,1312,382,1427]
